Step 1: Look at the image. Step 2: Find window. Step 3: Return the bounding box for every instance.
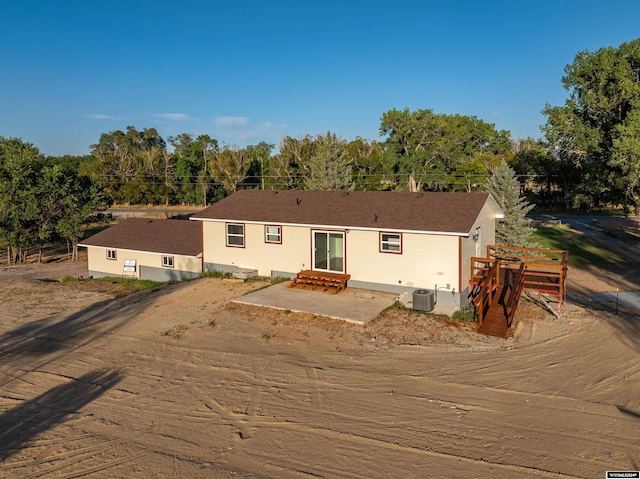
[162,255,174,268]
[265,225,282,244]
[380,233,402,254]
[106,249,117,260]
[226,223,245,247]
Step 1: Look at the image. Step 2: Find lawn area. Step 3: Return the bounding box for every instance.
[530,225,627,270]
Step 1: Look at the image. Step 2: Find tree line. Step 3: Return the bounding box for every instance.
[0,137,108,264]
[1,37,638,263]
[79,114,515,207]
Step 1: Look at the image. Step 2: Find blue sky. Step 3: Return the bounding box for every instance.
[1,0,639,156]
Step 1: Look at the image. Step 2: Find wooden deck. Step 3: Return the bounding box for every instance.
[289,270,351,294]
[469,245,568,338]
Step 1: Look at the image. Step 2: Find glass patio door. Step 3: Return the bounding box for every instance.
[313,231,344,273]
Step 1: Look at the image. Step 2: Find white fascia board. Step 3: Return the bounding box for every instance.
[79,244,202,258]
[485,194,505,218]
[193,217,468,237]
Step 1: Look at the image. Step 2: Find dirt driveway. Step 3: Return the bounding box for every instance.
[0,261,639,478]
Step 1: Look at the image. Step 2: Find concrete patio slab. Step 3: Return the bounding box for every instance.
[234,281,459,324]
[233,281,398,325]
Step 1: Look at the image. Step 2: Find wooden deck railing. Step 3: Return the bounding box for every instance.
[487,244,567,265]
[470,258,501,328]
[504,262,526,328]
[471,245,569,331]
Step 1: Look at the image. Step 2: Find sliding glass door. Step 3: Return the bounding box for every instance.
[313,231,345,273]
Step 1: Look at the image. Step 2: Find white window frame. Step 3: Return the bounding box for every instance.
[226,223,245,247]
[380,232,402,254]
[161,255,174,268]
[265,225,282,244]
[106,249,117,260]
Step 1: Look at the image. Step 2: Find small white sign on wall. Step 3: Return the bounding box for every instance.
[123,259,137,272]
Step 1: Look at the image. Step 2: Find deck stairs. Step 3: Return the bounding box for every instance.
[477,285,512,337]
[290,270,350,294]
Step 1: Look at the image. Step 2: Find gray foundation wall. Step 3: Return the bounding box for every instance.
[88,268,200,282]
[347,280,466,309]
[139,266,201,282]
[88,270,112,280]
[204,262,237,273]
[271,270,296,280]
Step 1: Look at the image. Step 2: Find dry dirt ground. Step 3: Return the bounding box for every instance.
[0,258,639,478]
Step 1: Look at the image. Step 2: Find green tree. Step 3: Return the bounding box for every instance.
[88,126,172,205]
[304,132,353,190]
[170,133,199,204]
[509,138,578,209]
[56,175,109,261]
[270,135,315,189]
[46,154,92,173]
[244,141,274,189]
[211,145,250,194]
[380,108,511,191]
[343,138,386,190]
[483,160,535,247]
[0,137,43,264]
[36,164,69,262]
[542,38,640,212]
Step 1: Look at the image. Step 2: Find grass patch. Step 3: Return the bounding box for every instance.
[61,275,77,282]
[382,300,408,313]
[201,270,231,279]
[246,275,288,284]
[530,225,626,269]
[246,276,290,293]
[94,276,166,298]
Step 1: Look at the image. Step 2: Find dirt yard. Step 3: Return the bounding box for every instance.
[0,259,639,478]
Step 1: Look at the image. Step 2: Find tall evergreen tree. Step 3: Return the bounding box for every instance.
[484,160,535,247]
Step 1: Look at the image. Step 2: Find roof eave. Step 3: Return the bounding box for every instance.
[78,244,202,257]
[193,217,468,236]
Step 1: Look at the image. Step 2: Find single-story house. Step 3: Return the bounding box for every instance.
[79,218,203,281]
[190,190,504,308]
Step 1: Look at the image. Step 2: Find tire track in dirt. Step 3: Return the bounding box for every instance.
[107,338,624,479]
[2,264,639,478]
[305,367,324,410]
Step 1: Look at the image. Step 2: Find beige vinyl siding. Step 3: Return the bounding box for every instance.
[203,220,463,288]
[87,247,132,277]
[346,230,459,290]
[459,200,498,291]
[203,222,312,275]
[201,211,502,293]
[86,246,201,278]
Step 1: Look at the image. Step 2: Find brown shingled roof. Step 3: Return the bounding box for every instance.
[79,218,202,256]
[191,190,501,235]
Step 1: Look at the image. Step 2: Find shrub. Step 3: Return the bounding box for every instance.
[452,306,475,322]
